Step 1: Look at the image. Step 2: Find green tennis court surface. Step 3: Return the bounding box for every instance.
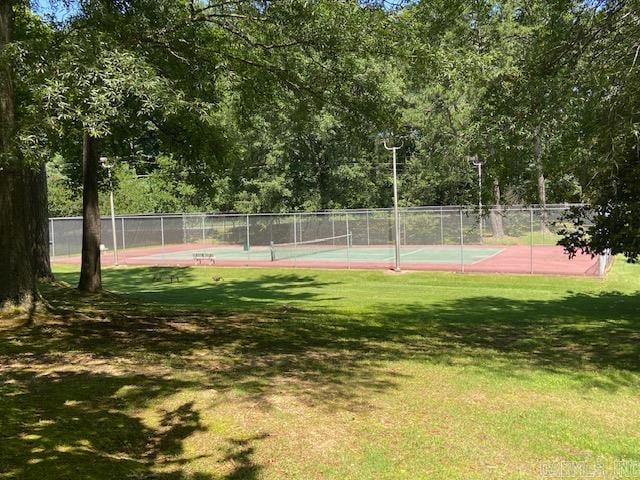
[135,245,503,264]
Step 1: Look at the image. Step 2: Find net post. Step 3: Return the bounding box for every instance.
[530,207,534,274]
[347,231,351,270]
[460,208,465,273]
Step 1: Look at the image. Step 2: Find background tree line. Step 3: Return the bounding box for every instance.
[1,0,638,303]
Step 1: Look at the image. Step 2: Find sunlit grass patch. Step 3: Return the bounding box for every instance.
[1,262,639,479]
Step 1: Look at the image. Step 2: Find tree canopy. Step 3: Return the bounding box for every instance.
[1,0,639,302]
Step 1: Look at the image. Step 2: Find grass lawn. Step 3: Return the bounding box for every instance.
[1,262,640,479]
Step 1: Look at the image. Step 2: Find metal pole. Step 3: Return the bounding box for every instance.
[332,216,335,245]
[366,210,370,246]
[530,207,534,274]
[160,216,165,248]
[470,156,484,244]
[50,219,56,257]
[402,214,407,246]
[478,162,483,243]
[110,188,118,265]
[385,141,402,272]
[101,157,118,266]
[440,206,444,245]
[345,214,350,244]
[202,215,206,243]
[460,208,465,273]
[293,214,297,244]
[121,217,126,252]
[246,214,250,252]
[293,214,297,266]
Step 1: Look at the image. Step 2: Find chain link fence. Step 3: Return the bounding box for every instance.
[49,204,613,276]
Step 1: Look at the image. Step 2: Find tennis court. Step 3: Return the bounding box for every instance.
[52,241,603,276]
[130,243,503,265]
[49,206,611,276]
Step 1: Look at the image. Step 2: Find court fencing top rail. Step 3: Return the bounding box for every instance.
[48,204,613,277]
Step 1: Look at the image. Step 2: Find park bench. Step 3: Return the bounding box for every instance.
[193,252,216,265]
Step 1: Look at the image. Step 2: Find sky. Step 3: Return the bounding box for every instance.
[32,0,78,22]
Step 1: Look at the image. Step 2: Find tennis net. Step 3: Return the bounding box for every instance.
[270,233,352,261]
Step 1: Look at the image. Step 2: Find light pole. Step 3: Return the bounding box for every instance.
[384,141,402,272]
[470,155,484,242]
[100,157,118,265]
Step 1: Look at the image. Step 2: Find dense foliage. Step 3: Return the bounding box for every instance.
[37,1,636,219]
[2,0,639,301]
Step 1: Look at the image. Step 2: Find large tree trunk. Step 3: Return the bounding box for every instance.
[30,161,53,281]
[0,0,36,306]
[78,133,102,293]
[489,178,505,239]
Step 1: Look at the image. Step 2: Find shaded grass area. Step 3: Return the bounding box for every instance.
[1,263,640,479]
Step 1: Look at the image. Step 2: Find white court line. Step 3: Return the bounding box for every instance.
[382,247,505,264]
[468,248,505,265]
[383,248,427,262]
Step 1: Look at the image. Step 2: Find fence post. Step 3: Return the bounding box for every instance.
[293,213,297,245]
[366,210,370,246]
[160,216,165,248]
[182,214,187,244]
[121,217,126,252]
[402,213,407,246]
[269,216,273,244]
[246,214,250,251]
[440,206,445,245]
[598,249,611,277]
[332,215,335,245]
[202,215,206,243]
[460,208,465,273]
[530,207,534,274]
[50,219,56,257]
[345,213,350,243]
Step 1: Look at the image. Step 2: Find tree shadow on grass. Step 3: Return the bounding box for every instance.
[2,275,640,478]
[369,290,640,390]
[54,267,343,312]
[220,433,269,480]
[0,367,216,480]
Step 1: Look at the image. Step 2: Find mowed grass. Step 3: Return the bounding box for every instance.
[1,262,640,479]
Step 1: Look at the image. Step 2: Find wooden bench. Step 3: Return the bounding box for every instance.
[193,252,216,265]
